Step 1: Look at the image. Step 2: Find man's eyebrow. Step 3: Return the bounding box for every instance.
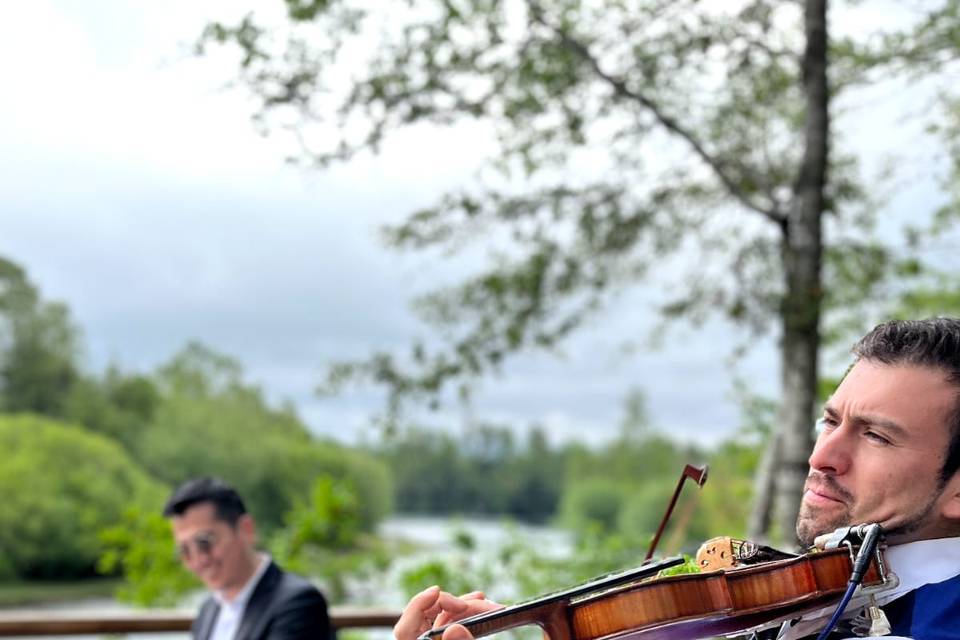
[822,404,910,439]
[856,414,910,439]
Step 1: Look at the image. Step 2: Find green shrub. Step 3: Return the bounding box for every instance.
[98,507,197,606]
[270,476,391,603]
[0,414,166,579]
[281,444,393,532]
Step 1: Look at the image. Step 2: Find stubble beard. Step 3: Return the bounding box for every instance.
[796,472,855,547]
[877,492,941,543]
[796,502,852,547]
[795,486,942,547]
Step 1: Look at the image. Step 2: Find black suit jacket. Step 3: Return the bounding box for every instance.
[192,562,331,640]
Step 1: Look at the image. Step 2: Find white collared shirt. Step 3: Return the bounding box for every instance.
[778,537,960,639]
[209,553,270,640]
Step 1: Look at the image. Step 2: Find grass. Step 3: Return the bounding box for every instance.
[0,578,122,607]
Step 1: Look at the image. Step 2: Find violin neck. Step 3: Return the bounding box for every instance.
[454,601,570,640]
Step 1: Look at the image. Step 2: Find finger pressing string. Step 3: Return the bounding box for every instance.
[394,586,441,640]
[435,591,470,613]
[442,624,473,640]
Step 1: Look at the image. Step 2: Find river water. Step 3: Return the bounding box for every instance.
[378,516,570,553]
[359,516,572,606]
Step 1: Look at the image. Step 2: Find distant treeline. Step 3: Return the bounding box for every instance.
[371,425,561,522]
[371,414,763,545]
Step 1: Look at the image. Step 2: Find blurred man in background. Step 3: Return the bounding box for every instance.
[164,477,331,640]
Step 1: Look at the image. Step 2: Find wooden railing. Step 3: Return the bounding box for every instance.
[0,608,400,636]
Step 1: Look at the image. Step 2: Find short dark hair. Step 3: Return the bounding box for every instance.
[162,477,247,526]
[852,317,960,484]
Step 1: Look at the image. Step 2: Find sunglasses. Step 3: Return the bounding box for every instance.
[176,531,219,562]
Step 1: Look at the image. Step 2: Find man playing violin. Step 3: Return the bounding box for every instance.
[783,317,960,639]
[393,317,960,640]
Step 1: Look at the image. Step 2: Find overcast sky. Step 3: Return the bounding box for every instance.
[0,1,947,447]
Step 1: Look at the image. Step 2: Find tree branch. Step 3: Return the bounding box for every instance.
[527,2,787,227]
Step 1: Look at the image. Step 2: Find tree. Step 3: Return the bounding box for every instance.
[201,0,925,543]
[0,414,166,579]
[858,0,960,264]
[0,257,80,416]
[135,342,393,532]
[63,367,160,453]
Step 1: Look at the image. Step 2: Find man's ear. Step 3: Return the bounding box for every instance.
[238,513,257,545]
[939,471,960,521]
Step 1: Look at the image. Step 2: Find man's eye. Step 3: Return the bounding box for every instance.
[815,418,837,434]
[865,431,892,446]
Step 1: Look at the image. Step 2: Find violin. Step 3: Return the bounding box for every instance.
[421,536,890,640]
[421,465,891,640]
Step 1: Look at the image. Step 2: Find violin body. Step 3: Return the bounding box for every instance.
[424,545,888,640]
[569,546,885,640]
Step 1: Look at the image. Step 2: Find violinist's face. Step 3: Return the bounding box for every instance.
[796,360,960,546]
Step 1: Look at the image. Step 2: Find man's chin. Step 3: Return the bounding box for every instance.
[199,573,223,591]
[796,511,851,547]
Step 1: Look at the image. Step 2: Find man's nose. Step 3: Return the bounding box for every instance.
[185,552,212,572]
[808,423,853,474]
[180,545,211,568]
